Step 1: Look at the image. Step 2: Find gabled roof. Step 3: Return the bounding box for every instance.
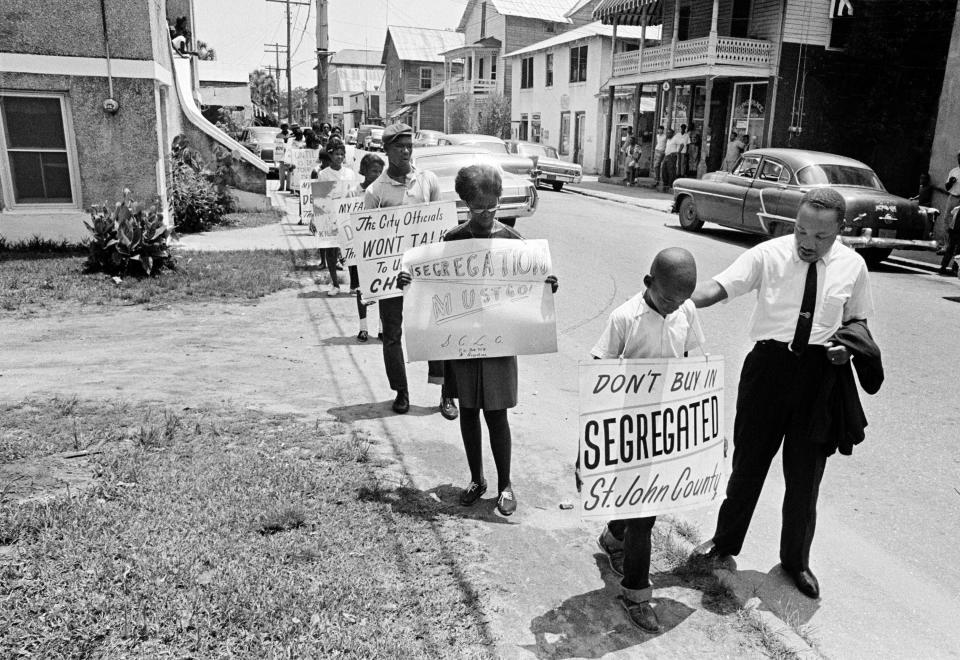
[330,49,383,67]
[384,26,465,64]
[503,19,659,57]
[457,0,580,32]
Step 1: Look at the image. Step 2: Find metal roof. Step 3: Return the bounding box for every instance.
[330,49,383,67]
[457,0,580,31]
[504,20,660,57]
[384,26,465,63]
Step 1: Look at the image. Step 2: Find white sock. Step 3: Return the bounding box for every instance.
[359,317,368,332]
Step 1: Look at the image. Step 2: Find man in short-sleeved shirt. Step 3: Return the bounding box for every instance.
[691,187,877,601]
[363,123,455,419]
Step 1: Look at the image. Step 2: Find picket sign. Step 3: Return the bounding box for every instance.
[578,356,728,520]
[401,238,558,362]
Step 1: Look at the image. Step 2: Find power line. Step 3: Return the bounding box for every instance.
[266,0,311,121]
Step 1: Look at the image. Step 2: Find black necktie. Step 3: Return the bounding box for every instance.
[791,262,817,355]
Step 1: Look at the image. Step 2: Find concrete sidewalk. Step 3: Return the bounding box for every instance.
[565,177,675,214]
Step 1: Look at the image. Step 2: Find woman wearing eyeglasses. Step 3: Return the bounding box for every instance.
[440,163,558,516]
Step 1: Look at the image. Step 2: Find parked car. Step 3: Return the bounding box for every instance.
[412,146,539,224]
[356,124,383,151]
[414,129,447,147]
[505,140,582,191]
[671,148,939,266]
[240,126,280,173]
[438,133,510,153]
[346,128,358,145]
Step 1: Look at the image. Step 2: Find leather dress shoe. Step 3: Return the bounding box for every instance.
[786,567,820,599]
[620,598,660,633]
[392,390,410,414]
[439,396,459,420]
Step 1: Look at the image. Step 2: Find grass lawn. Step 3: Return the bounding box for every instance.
[0,248,315,314]
[0,398,492,658]
[212,209,284,231]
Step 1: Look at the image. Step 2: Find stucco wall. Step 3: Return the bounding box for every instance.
[0,72,161,211]
[0,0,154,59]
[930,3,960,229]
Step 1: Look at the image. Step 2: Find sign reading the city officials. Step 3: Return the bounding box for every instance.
[401,238,558,362]
[346,201,457,302]
[579,356,727,520]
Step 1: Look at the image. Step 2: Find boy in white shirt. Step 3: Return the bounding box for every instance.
[589,247,704,633]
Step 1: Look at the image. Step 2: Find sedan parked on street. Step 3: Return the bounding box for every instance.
[671,148,938,266]
[412,146,538,225]
[240,126,280,174]
[505,140,582,191]
[414,129,447,147]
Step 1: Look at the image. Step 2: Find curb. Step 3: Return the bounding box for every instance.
[662,523,821,659]
[564,185,675,214]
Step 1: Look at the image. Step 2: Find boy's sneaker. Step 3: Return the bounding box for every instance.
[460,479,487,506]
[496,485,517,516]
[597,530,625,577]
[620,597,660,633]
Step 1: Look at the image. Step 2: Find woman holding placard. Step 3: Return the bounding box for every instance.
[314,139,359,296]
[439,164,558,516]
[346,153,384,341]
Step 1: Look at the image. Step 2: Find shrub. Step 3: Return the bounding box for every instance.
[168,135,236,233]
[85,190,173,276]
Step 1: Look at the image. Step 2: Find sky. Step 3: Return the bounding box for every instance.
[195,0,468,87]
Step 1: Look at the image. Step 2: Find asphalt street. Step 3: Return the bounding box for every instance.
[518,189,960,658]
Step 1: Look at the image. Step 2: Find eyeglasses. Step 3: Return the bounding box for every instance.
[468,204,500,215]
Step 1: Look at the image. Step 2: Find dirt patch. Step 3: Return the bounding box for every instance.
[0,452,98,505]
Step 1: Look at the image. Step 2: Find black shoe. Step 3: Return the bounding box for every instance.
[392,390,409,414]
[620,597,660,633]
[460,479,487,506]
[496,484,517,516]
[357,330,368,342]
[377,332,383,342]
[440,397,459,420]
[786,567,820,599]
[597,530,625,577]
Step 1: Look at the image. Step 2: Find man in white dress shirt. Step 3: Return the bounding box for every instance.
[690,187,875,600]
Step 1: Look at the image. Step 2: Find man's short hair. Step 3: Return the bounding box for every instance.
[800,187,846,224]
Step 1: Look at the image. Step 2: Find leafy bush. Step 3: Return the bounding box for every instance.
[84,189,173,276]
[168,135,236,233]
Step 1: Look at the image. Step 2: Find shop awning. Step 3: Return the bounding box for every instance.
[593,0,662,26]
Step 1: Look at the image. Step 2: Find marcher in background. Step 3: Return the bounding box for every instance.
[722,131,743,172]
[435,164,558,517]
[347,153,385,341]
[276,123,292,192]
[661,129,679,190]
[651,126,666,188]
[283,127,305,207]
[591,247,703,632]
[363,123,458,419]
[690,187,882,601]
[314,139,359,296]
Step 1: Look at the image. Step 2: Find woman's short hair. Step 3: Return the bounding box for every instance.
[455,163,503,203]
[326,138,346,155]
[359,153,383,176]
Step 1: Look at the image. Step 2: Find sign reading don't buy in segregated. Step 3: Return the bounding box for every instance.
[579,356,727,521]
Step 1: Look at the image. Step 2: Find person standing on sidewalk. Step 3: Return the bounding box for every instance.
[690,187,881,600]
[651,126,666,188]
[435,164,559,517]
[276,123,291,192]
[592,247,704,632]
[722,131,743,172]
[661,129,679,191]
[939,151,960,271]
[364,123,458,419]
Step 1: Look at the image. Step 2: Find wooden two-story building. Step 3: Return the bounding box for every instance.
[594,0,957,194]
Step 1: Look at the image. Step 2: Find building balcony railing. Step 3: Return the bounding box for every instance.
[445,78,497,97]
[611,36,773,78]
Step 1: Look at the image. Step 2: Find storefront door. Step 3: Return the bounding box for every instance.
[573,111,586,165]
[729,82,767,150]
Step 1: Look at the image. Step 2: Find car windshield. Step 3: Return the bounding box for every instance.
[455,141,508,154]
[371,129,383,137]
[414,153,507,178]
[518,144,551,158]
[796,164,884,190]
[248,128,279,141]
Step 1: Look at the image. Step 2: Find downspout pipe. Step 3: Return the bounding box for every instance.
[99,0,118,111]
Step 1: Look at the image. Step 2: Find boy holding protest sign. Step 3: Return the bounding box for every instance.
[588,247,704,633]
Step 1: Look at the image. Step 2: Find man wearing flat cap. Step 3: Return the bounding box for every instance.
[363,123,458,418]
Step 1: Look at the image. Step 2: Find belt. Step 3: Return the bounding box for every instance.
[755,339,827,354]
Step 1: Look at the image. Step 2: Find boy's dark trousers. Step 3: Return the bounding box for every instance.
[608,516,656,601]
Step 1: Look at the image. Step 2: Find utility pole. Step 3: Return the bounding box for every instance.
[266,0,310,123]
[264,43,287,119]
[316,0,332,123]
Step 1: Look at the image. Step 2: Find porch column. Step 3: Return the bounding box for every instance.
[638,9,648,71]
[670,0,680,68]
[709,0,720,58]
[698,76,713,178]
[604,17,619,178]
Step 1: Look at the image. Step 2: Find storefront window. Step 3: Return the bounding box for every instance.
[729,82,767,150]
